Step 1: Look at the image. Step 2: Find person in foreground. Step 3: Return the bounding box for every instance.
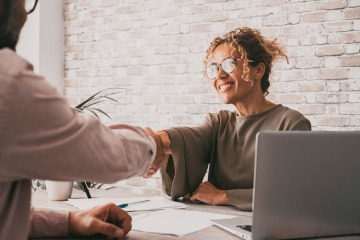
[0,1,165,239]
[145,27,311,211]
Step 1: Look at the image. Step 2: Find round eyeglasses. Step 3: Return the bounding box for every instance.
[25,0,39,14]
[205,57,256,80]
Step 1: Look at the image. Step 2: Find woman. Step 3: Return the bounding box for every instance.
[146,27,311,211]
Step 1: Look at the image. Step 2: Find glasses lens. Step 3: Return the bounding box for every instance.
[206,64,218,80]
[221,58,236,74]
[25,0,36,13]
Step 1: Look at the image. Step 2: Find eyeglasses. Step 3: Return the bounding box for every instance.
[205,57,256,80]
[25,0,39,14]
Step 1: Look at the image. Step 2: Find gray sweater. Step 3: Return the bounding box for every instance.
[160,105,311,211]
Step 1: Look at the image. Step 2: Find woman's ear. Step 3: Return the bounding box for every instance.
[255,62,265,80]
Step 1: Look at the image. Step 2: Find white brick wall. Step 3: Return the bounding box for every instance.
[63,0,360,193]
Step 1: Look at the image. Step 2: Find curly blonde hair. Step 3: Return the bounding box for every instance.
[204,27,288,95]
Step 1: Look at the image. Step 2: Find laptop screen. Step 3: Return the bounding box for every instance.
[252,131,360,240]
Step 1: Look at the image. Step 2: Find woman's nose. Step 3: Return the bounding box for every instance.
[217,66,228,79]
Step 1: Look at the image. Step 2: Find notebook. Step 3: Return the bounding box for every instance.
[212,131,360,240]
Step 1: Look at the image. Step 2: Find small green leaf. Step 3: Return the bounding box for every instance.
[74,87,125,120]
[86,109,100,119]
[88,107,111,119]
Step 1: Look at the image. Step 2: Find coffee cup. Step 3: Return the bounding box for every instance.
[45,180,73,201]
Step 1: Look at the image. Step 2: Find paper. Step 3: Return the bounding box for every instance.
[132,208,236,236]
[66,196,187,211]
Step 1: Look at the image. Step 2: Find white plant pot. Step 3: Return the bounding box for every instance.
[45,180,73,201]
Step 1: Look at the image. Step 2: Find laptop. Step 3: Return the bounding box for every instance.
[212,131,360,240]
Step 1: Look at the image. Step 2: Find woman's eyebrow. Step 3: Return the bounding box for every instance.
[208,56,232,65]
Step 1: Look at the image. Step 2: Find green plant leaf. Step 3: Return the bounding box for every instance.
[75,91,101,109]
[87,107,112,119]
[86,109,100,119]
[74,87,125,119]
[83,100,107,108]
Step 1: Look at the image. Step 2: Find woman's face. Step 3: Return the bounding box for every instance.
[209,43,255,105]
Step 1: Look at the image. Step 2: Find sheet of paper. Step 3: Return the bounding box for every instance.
[66,196,187,211]
[132,208,236,236]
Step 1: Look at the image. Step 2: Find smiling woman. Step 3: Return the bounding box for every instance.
[145,27,312,212]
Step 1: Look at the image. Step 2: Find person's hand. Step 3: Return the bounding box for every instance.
[190,181,230,206]
[143,128,170,178]
[155,131,172,154]
[69,203,131,240]
[107,124,122,129]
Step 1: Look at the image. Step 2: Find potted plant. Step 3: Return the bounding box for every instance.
[73,87,126,198]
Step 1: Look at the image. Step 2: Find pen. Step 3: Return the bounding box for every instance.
[118,200,150,208]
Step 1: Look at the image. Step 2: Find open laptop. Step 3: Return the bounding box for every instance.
[212,131,360,240]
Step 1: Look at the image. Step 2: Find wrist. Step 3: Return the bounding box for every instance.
[218,191,231,205]
[68,211,78,236]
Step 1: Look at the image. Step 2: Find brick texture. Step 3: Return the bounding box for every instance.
[63,0,360,193]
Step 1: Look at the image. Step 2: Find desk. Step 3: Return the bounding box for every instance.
[32,188,360,240]
[31,187,250,240]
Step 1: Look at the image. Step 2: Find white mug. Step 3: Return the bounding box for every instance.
[45,180,73,201]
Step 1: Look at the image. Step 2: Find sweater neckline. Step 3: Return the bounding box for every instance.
[235,104,283,119]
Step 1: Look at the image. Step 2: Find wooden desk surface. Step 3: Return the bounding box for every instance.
[31,187,250,240]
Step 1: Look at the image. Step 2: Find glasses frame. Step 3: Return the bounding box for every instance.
[26,0,39,14]
[206,57,256,80]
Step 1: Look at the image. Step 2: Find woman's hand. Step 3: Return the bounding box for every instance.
[69,203,131,239]
[190,181,230,206]
[143,129,171,178]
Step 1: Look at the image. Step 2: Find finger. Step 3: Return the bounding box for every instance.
[143,127,155,137]
[190,192,208,204]
[107,123,122,129]
[105,204,132,237]
[190,184,204,202]
[190,191,200,202]
[145,128,164,160]
[143,168,157,178]
[114,210,132,235]
[190,195,202,204]
[157,131,172,154]
[90,218,125,239]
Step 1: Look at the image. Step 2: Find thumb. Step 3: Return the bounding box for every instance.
[157,131,172,154]
[91,219,125,239]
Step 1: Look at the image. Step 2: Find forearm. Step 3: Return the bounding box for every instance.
[159,127,211,199]
[2,115,156,183]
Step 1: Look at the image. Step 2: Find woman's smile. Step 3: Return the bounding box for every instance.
[218,81,235,93]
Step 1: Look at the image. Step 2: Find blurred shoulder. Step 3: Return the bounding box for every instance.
[0,48,33,78]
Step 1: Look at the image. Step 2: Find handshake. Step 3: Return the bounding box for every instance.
[143,128,172,178]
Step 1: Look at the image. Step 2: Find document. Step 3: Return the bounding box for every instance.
[66,196,187,211]
[132,208,236,236]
